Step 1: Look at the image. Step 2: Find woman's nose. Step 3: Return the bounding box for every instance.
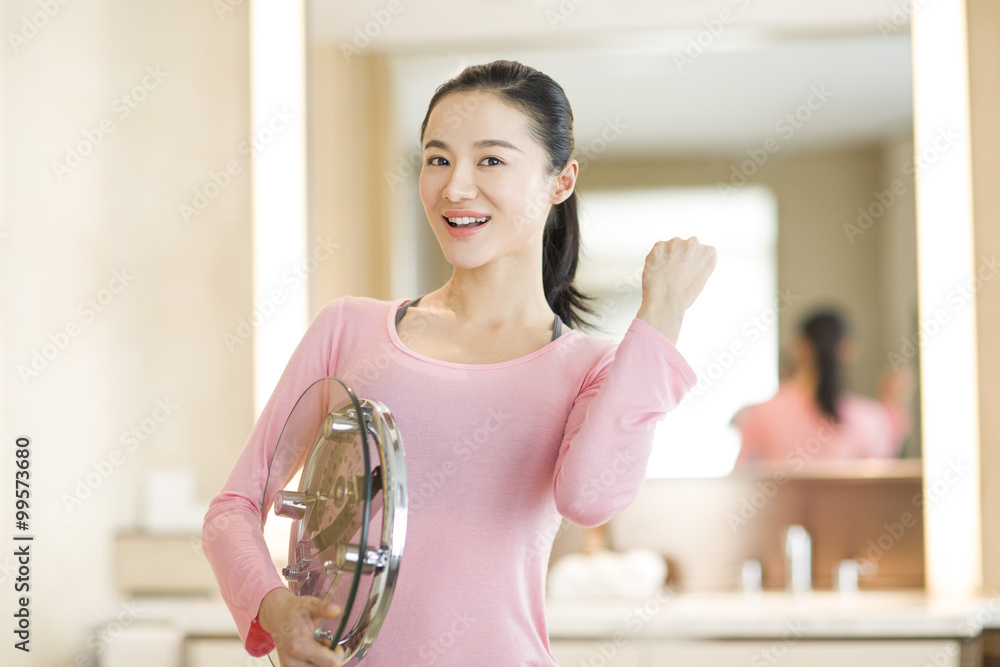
[443,165,477,201]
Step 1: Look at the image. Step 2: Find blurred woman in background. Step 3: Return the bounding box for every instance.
[734,310,913,466]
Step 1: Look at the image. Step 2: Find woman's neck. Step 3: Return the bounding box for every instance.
[428,261,553,328]
[790,364,818,394]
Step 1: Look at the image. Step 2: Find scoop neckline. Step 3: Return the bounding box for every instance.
[386,297,574,370]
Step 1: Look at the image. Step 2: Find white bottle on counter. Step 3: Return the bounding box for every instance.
[784,525,812,593]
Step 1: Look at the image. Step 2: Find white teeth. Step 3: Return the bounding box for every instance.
[447,216,489,226]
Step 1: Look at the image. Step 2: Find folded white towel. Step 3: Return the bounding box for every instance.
[547,548,667,599]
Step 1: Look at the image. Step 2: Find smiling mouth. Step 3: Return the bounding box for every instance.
[444,215,490,229]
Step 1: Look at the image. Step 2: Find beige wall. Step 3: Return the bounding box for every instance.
[877,138,922,457]
[0,1,251,664]
[968,0,1000,592]
[308,48,394,310]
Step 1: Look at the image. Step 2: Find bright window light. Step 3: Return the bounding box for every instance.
[912,1,981,596]
[250,0,307,564]
[251,0,308,417]
[576,186,778,478]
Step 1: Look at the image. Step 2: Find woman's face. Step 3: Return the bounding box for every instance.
[418,91,575,271]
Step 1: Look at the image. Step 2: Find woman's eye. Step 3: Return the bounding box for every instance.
[480,157,502,166]
[426,156,448,166]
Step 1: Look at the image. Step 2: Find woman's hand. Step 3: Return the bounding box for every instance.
[259,587,346,667]
[636,237,717,345]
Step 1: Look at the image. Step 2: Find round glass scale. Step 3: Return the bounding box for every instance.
[263,377,407,664]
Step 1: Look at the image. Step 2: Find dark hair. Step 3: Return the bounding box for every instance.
[419,60,595,329]
[801,311,847,422]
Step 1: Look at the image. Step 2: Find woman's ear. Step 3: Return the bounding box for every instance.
[551,159,578,205]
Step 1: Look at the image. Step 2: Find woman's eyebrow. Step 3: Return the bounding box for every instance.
[423,138,523,152]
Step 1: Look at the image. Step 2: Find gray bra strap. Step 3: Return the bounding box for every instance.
[395,296,563,341]
[394,295,423,326]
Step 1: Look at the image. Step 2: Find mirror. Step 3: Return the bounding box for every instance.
[306,5,920,478]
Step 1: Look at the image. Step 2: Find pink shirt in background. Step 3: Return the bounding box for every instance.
[734,381,910,465]
[202,296,696,665]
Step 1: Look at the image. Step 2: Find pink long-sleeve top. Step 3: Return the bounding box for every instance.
[734,381,910,465]
[202,295,696,665]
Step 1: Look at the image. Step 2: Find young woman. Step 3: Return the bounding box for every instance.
[202,60,716,667]
[734,310,912,465]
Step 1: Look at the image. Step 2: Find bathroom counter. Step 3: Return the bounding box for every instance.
[545,590,990,640]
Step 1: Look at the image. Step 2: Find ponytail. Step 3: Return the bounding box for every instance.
[802,312,846,422]
[543,191,595,329]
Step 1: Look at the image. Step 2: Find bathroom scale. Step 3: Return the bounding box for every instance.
[263,377,407,664]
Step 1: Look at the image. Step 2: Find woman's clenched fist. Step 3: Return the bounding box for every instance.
[636,237,717,345]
